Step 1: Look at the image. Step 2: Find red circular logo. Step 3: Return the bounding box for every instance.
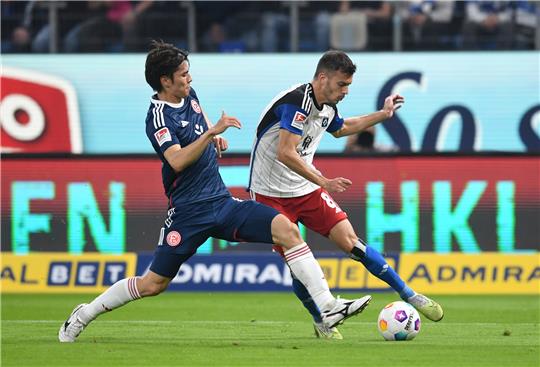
[191,100,201,114]
[166,231,182,247]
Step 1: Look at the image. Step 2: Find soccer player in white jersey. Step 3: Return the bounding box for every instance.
[58,42,372,343]
[249,51,444,339]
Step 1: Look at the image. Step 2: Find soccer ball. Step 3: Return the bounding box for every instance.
[377,301,421,341]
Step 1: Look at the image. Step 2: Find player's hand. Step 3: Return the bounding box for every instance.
[382,94,404,118]
[211,111,242,135]
[213,135,228,158]
[323,177,352,193]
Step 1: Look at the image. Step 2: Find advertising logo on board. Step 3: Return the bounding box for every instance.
[0,67,82,153]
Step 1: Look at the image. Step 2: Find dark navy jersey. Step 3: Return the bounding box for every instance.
[145,87,230,206]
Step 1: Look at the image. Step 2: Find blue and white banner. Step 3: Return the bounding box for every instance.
[136,253,295,291]
[135,252,539,294]
[2,252,537,294]
[3,52,539,153]
[136,252,400,292]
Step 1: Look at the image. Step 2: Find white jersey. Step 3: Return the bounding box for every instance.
[249,83,344,198]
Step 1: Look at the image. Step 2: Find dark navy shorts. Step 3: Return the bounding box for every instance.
[149,196,280,278]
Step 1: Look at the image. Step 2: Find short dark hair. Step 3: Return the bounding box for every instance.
[145,40,189,92]
[314,51,356,78]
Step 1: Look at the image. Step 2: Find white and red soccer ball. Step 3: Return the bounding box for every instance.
[377,301,421,341]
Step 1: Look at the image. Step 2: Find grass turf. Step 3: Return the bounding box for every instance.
[1,293,539,367]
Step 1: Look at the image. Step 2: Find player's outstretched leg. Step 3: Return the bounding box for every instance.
[282,242,372,329]
[270,214,372,331]
[58,276,143,342]
[291,276,343,339]
[350,239,443,322]
[59,273,170,342]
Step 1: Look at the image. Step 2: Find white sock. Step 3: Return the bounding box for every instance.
[284,243,335,312]
[79,277,141,324]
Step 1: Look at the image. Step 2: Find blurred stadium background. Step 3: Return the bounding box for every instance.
[1,1,539,366]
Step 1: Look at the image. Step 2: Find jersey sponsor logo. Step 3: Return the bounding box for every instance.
[180,120,190,127]
[191,100,201,114]
[291,111,307,130]
[166,231,182,247]
[154,127,172,146]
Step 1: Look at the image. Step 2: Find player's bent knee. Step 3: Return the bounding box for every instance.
[271,214,302,249]
[329,221,358,252]
[339,234,358,252]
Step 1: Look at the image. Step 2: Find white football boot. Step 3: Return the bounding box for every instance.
[321,295,372,329]
[58,304,88,342]
[407,294,444,321]
[313,322,343,340]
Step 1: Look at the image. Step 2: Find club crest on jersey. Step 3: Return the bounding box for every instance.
[166,231,182,247]
[191,100,201,114]
[291,111,307,130]
[321,117,329,127]
[154,127,172,146]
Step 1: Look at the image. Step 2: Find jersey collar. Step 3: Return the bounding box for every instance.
[151,94,185,109]
[307,83,323,111]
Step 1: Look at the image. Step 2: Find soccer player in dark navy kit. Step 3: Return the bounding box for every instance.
[59,41,371,343]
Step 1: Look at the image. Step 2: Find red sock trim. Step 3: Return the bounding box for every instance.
[127,277,141,300]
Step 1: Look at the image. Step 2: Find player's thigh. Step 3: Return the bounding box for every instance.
[150,205,215,278]
[215,197,281,244]
[150,229,210,278]
[254,192,300,223]
[327,218,358,252]
[299,188,348,237]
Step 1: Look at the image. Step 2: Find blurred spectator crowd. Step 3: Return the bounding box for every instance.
[2,0,539,53]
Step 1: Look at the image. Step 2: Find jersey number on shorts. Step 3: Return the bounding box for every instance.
[321,192,342,214]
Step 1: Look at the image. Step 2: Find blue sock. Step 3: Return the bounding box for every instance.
[350,241,414,301]
[291,275,322,323]
[398,285,415,302]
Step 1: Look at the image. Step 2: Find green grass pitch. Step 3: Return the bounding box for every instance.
[2,293,539,367]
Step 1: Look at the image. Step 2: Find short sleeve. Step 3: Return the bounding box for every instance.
[326,108,344,133]
[146,105,180,153]
[275,103,308,136]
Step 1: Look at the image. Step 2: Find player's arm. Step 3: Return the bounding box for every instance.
[202,110,228,158]
[277,129,351,193]
[331,94,404,138]
[164,112,241,173]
